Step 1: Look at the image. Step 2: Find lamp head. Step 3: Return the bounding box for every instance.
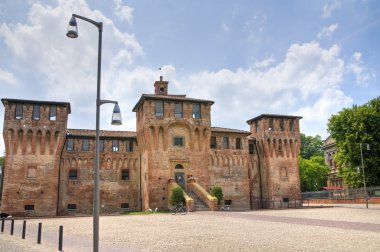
[66,16,78,38]
[111,103,122,125]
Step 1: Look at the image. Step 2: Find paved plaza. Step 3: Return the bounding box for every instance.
[1,204,380,252]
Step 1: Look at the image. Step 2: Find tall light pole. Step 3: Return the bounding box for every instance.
[359,143,370,209]
[66,14,122,252]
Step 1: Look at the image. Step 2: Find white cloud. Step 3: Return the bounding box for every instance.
[114,0,133,24]
[221,22,230,32]
[347,52,375,85]
[181,42,346,134]
[322,0,342,18]
[0,68,18,86]
[317,23,338,39]
[253,57,276,69]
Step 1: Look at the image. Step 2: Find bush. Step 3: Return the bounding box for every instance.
[170,187,185,206]
[210,186,223,205]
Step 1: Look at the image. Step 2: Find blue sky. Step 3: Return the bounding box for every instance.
[0,0,379,154]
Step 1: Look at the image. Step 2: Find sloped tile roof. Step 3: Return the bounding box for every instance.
[67,129,136,138]
[211,127,251,135]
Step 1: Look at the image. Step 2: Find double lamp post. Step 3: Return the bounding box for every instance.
[66,14,122,252]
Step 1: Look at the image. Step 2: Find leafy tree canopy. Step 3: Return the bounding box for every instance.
[299,156,329,191]
[300,134,324,159]
[170,186,185,206]
[0,156,4,167]
[328,96,380,187]
[210,185,223,205]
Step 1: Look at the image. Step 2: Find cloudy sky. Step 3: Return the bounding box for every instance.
[0,0,379,155]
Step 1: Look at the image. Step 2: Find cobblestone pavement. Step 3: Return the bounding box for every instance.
[1,204,380,252]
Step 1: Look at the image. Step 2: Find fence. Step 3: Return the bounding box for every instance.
[301,186,380,200]
[251,199,302,209]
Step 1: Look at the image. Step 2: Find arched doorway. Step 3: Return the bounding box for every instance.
[174,163,185,189]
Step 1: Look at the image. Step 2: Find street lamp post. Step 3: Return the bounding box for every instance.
[359,143,370,209]
[66,14,122,252]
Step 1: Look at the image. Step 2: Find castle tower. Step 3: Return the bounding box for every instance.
[133,77,214,210]
[1,99,70,216]
[247,114,302,207]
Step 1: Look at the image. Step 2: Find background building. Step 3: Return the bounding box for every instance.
[1,77,302,216]
[322,136,344,189]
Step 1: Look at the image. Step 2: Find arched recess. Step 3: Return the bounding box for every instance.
[45,131,51,155]
[278,139,283,157]
[158,126,164,150]
[167,121,192,149]
[54,131,60,152]
[194,128,200,152]
[26,129,33,154]
[112,159,117,169]
[36,130,42,155]
[107,158,111,169]
[202,128,209,152]
[149,126,155,150]
[290,139,294,158]
[284,139,288,157]
[118,158,123,169]
[267,138,271,158]
[17,129,23,154]
[7,129,14,155]
[273,138,277,158]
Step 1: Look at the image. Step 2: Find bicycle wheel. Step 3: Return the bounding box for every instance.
[179,206,187,215]
[170,206,177,215]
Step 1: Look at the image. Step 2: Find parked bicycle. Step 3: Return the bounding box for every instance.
[170,203,187,215]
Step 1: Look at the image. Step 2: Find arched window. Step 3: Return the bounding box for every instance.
[175,164,184,169]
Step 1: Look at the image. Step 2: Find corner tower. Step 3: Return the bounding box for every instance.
[247,114,302,207]
[1,98,70,216]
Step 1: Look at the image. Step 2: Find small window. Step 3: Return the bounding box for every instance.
[256,121,260,132]
[99,139,104,152]
[249,143,255,154]
[15,103,23,119]
[192,103,201,119]
[175,164,184,169]
[280,119,285,131]
[121,203,129,209]
[69,169,78,180]
[112,139,119,152]
[173,137,184,146]
[210,136,217,149]
[126,140,133,152]
[49,105,57,121]
[67,204,77,210]
[236,138,241,149]
[283,198,289,203]
[269,118,273,130]
[155,101,164,116]
[121,169,129,180]
[174,102,183,118]
[290,120,294,132]
[159,87,165,93]
[32,105,40,120]
[82,139,89,151]
[27,166,37,179]
[224,200,232,206]
[66,139,74,151]
[223,137,229,149]
[25,205,34,211]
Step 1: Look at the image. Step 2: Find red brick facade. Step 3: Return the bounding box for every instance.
[1,77,302,216]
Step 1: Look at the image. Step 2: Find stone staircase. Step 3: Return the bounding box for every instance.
[187,191,210,211]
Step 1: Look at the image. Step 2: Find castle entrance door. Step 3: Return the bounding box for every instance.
[175,172,185,189]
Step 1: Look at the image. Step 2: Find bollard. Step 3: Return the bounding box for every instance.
[1,218,4,232]
[58,225,63,251]
[22,220,26,239]
[10,219,14,235]
[37,222,42,244]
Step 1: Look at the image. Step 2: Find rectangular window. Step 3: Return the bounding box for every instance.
[224,200,232,206]
[121,203,129,209]
[173,137,184,146]
[15,103,23,119]
[69,169,78,180]
[49,105,57,121]
[32,105,40,120]
[283,198,289,203]
[66,138,74,151]
[24,205,34,211]
[269,118,273,130]
[249,143,255,154]
[174,102,183,118]
[192,103,201,119]
[82,139,89,151]
[67,204,77,210]
[280,119,285,131]
[256,121,260,132]
[27,166,37,179]
[112,139,119,152]
[121,169,129,180]
[290,120,294,132]
[99,139,104,152]
[223,137,229,149]
[236,138,241,149]
[210,136,217,149]
[155,101,164,116]
[126,140,133,152]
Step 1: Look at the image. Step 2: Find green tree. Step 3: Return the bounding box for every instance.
[299,156,329,191]
[328,96,380,187]
[300,134,324,159]
[0,156,4,167]
[170,187,185,206]
[210,185,223,205]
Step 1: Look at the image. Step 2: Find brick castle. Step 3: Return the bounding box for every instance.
[1,77,302,216]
